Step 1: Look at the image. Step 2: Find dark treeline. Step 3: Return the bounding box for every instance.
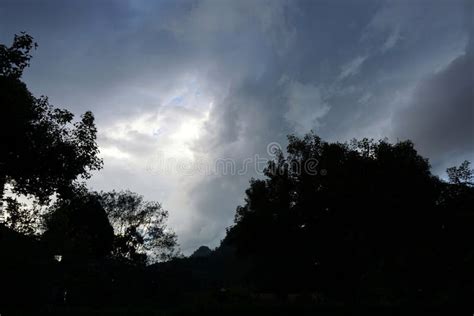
[1,34,473,314]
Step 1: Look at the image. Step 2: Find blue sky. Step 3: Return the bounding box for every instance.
[1,0,472,253]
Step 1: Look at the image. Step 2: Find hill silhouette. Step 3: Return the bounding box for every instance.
[191,246,213,258]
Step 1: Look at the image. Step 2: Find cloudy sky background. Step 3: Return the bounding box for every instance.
[1,0,472,254]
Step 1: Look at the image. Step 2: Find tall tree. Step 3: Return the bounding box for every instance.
[42,187,114,262]
[0,33,102,205]
[224,133,473,304]
[97,190,180,264]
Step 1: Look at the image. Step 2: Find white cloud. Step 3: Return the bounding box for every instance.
[100,146,132,160]
[381,26,401,52]
[337,56,367,81]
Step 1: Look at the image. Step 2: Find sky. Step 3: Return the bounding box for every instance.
[1,0,473,254]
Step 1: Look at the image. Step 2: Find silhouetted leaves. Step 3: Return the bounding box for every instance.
[224,133,474,305]
[43,189,114,262]
[3,196,43,236]
[447,160,473,185]
[0,33,102,205]
[97,190,180,264]
[0,32,36,79]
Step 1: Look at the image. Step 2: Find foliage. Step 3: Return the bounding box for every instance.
[2,196,44,236]
[0,32,37,79]
[224,133,474,304]
[97,190,180,264]
[42,187,114,261]
[447,160,473,185]
[0,33,102,205]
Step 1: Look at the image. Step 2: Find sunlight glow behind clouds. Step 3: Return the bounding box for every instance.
[100,146,131,160]
[100,100,212,163]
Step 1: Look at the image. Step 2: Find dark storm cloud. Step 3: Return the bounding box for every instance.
[0,0,200,122]
[1,0,471,252]
[315,0,469,142]
[391,10,474,174]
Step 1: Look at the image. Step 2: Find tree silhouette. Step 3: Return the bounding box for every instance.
[42,187,114,262]
[2,196,43,236]
[0,33,102,206]
[97,190,180,264]
[447,160,473,185]
[224,133,474,305]
[0,32,36,79]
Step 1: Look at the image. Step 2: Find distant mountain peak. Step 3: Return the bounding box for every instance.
[191,245,212,258]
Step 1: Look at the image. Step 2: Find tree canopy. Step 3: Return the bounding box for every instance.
[0,33,102,204]
[97,190,180,264]
[224,133,474,304]
[42,188,114,262]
